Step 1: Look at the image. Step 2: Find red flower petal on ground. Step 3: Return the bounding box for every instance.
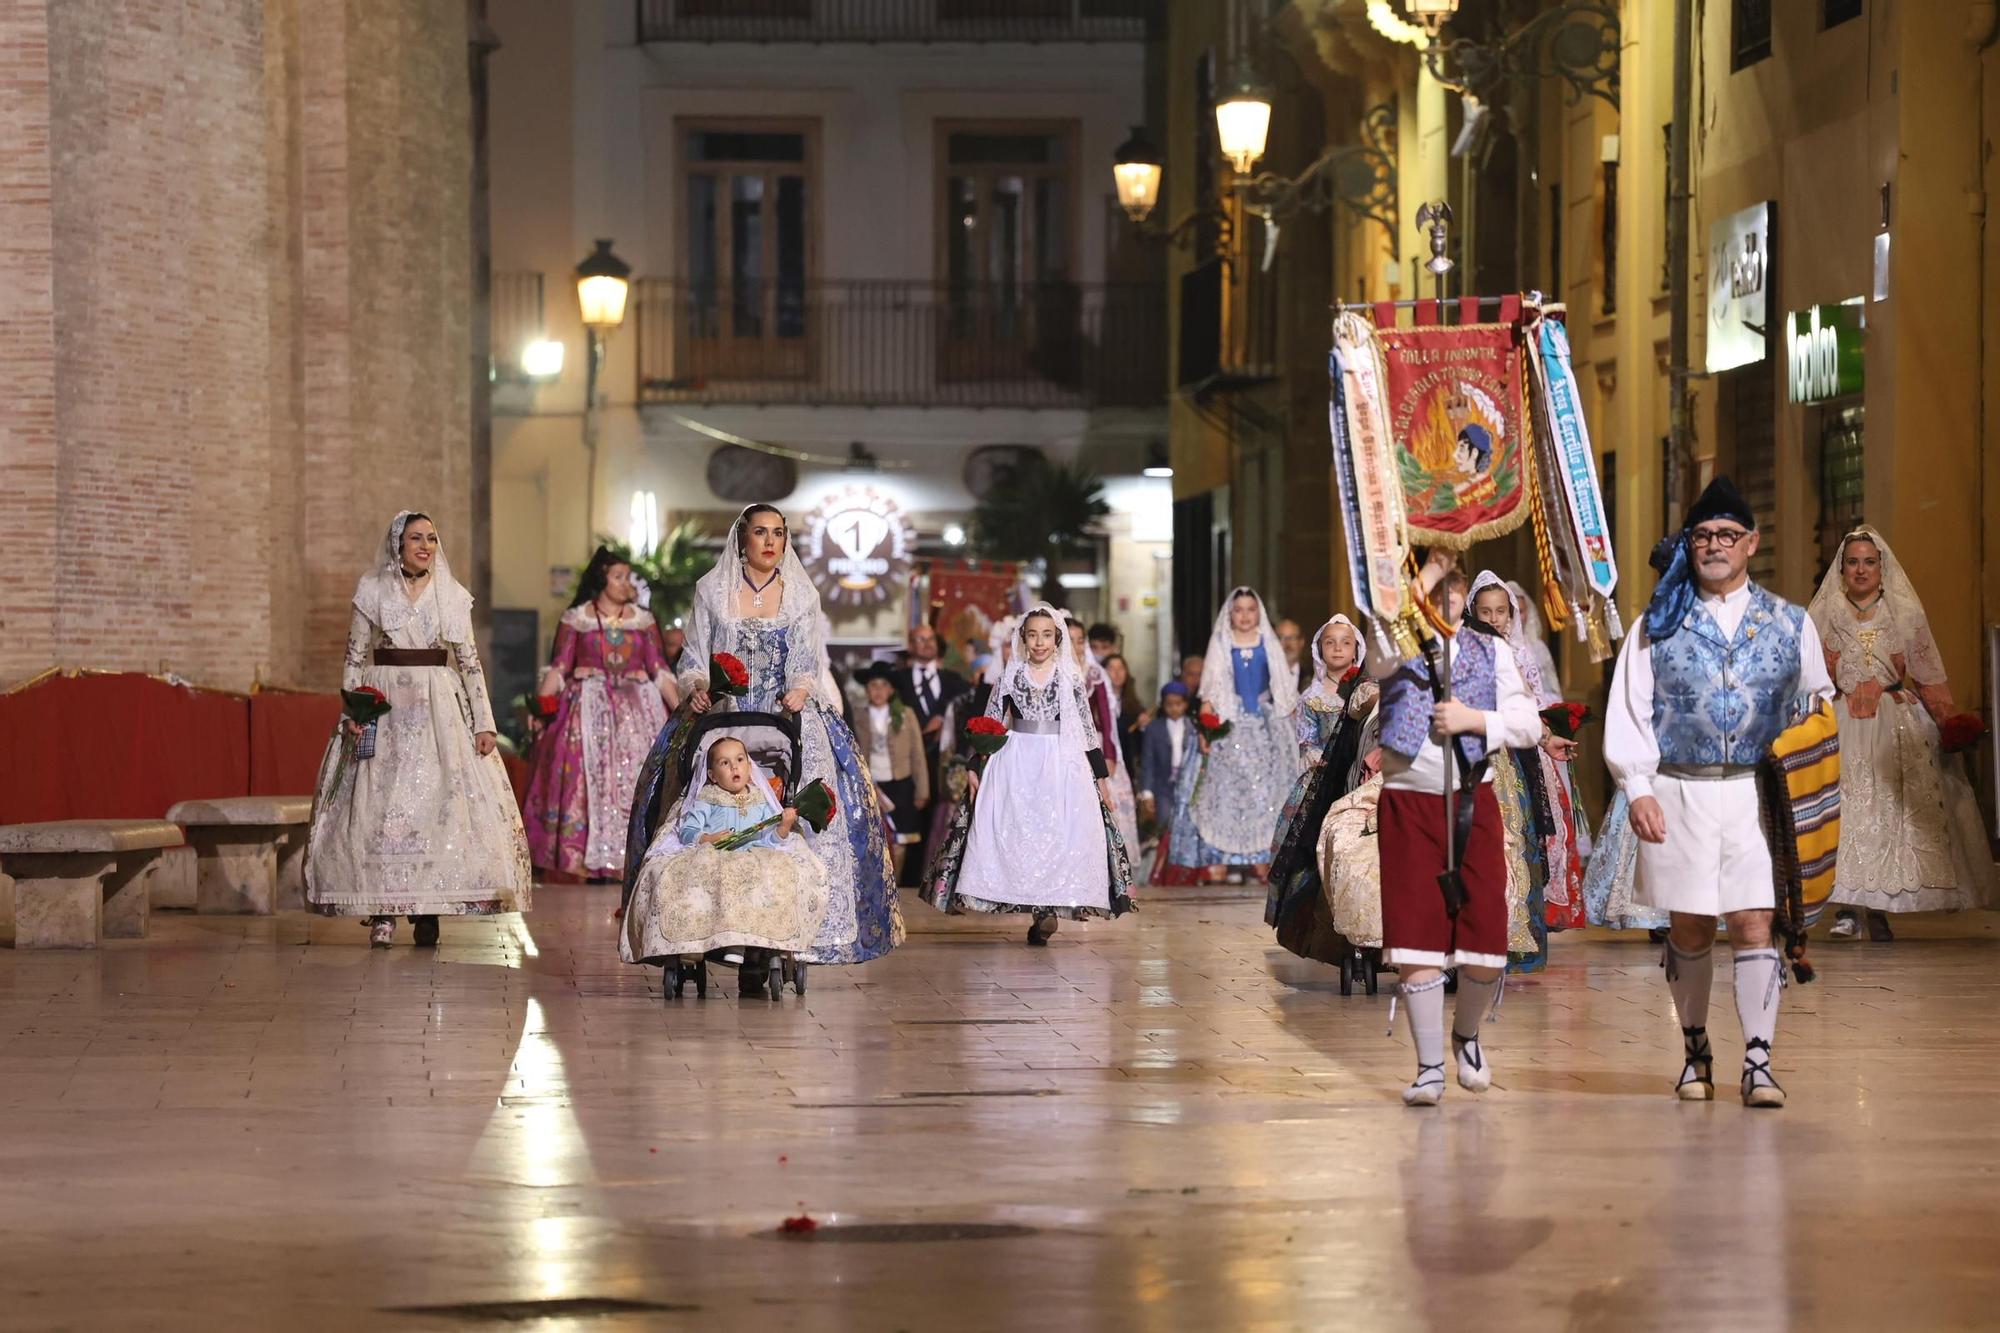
[779,1213,818,1234]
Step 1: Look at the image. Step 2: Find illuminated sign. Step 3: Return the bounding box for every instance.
[800,486,915,609]
[1706,201,1771,373]
[1786,302,1864,404]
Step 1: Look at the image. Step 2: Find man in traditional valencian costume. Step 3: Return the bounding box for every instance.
[1604,477,1834,1108]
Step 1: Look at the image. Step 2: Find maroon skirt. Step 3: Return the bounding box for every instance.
[1377,784,1509,969]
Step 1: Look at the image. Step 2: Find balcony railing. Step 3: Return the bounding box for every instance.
[637,0,1157,45]
[635,279,1166,409]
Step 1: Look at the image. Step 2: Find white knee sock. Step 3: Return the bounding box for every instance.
[1733,947,1782,1051]
[1452,974,1502,1042]
[1399,976,1448,1105]
[1665,940,1714,1032]
[1451,974,1502,1092]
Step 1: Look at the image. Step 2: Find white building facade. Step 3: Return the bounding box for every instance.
[489,0,1172,695]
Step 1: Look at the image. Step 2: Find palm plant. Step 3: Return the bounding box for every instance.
[970,456,1109,609]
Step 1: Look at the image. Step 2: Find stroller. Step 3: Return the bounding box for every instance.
[621,709,820,1001]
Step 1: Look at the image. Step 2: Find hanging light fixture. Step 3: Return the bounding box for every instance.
[574,238,632,332]
[1402,0,1460,38]
[1214,78,1272,175]
[1111,125,1165,222]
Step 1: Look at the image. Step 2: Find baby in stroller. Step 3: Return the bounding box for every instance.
[621,719,832,1000]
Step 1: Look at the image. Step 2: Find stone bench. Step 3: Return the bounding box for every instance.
[166,796,314,916]
[0,820,184,948]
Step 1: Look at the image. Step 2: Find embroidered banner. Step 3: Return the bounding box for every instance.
[1535,317,1617,599]
[1373,321,1530,548]
[921,560,1023,674]
[1327,346,1373,620]
[1331,313,1408,632]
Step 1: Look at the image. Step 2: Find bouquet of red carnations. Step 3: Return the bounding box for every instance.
[1539,700,1594,742]
[709,652,751,699]
[1189,709,1232,802]
[341,686,392,759]
[962,716,1009,761]
[714,778,838,851]
[1940,712,1988,755]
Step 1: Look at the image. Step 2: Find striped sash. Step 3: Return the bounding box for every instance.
[1758,698,1841,982]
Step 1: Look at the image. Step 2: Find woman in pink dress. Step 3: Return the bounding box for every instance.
[523,547,678,880]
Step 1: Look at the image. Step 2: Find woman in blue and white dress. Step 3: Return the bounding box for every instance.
[1166,586,1302,882]
[623,503,902,967]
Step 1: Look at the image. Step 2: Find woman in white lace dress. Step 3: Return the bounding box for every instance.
[306,512,532,947]
[922,606,1136,945]
[1809,526,1998,939]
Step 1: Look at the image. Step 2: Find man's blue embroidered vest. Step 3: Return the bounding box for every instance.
[1649,584,1803,766]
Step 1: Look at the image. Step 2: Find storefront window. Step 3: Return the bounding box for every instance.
[1816,404,1866,566]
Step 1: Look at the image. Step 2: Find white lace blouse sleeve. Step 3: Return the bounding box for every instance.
[678,599,713,696]
[1485,643,1545,751]
[341,607,374,692]
[784,602,821,696]
[452,632,498,734]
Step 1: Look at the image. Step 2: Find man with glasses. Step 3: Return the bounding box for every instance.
[1603,476,1833,1109]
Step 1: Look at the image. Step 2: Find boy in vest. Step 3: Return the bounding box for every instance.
[1370,553,1545,1106]
[1604,476,1834,1108]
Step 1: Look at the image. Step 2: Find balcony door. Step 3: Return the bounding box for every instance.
[936,122,1078,383]
[680,121,816,383]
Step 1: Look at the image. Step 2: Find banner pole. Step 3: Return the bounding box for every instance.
[1416,200,1459,877]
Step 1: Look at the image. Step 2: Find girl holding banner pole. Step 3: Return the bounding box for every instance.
[1369,552,1544,1106]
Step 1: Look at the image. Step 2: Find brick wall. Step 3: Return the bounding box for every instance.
[0,0,472,693]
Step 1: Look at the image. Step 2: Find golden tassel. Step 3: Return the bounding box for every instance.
[1517,382,1571,633]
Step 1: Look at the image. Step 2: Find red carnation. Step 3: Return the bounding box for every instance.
[707,652,751,698]
[340,686,393,726]
[1940,712,1988,755]
[1540,701,1594,742]
[533,693,560,720]
[963,715,1009,759]
[1194,710,1232,742]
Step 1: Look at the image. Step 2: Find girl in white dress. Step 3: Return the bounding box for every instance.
[922,606,1136,945]
[1808,526,1998,938]
[306,511,532,947]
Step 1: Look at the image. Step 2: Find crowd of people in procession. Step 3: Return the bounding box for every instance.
[302,488,1997,1104]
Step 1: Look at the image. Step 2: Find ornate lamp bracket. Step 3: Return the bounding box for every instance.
[1423,2,1621,111]
[1239,101,1400,260]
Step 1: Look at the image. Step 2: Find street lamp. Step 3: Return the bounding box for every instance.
[1403,0,1460,37]
[574,238,631,542]
[1214,78,1273,175]
[1111,125,1164,222]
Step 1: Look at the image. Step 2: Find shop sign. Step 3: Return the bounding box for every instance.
[1706,201,1771,373]
[1786,302,1864,404]
[800,486,915,609]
